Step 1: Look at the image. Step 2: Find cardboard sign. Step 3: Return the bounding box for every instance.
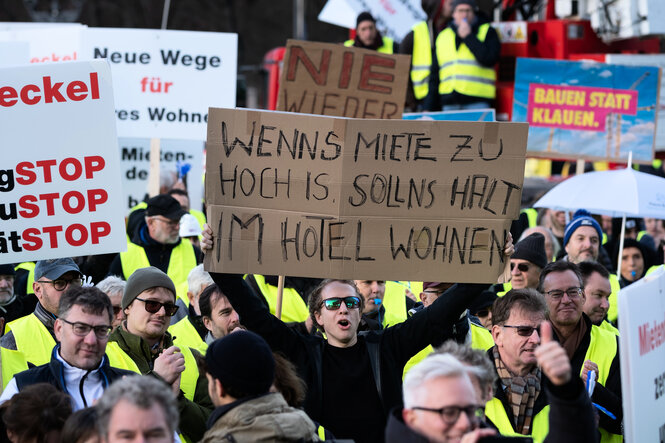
[0,60,126,264]
[618,266,665,443]
[512,57,660,163]
[276,40,410,119]
[204,108,528,282]
[120,138,204,213]
[83,28,237,140]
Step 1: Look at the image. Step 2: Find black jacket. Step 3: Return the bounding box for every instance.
[211,273,485,426]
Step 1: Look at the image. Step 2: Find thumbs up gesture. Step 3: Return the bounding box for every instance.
[535,321,572,386]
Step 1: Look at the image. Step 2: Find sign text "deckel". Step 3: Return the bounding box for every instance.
[0,72,100,107]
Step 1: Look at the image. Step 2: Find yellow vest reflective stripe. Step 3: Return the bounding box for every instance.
[7,313,55,366]
[252,275,309,323]
[607,274,620,324]
[383,281,411,327]
[484,397,549,442]
[169,317,208,355]
[521,208,538,228]
[120,240,197,304]
[1,348,28,389]
[411,21,432,100]
[583,325,623,443]
[14,262,35,295]
[437,24,496,99]
[344,36,394,54]
[106,341,199,402]
[599,320,619,336]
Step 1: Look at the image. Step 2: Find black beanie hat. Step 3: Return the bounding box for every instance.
[356,11,375,27]
[205,331,275,396]
[512,233,548,269]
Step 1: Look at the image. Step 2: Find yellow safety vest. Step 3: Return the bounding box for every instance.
[383,281,413,327]
[120,240,197,305]
[437,24,496,99]
[521,208,538,228]
[343,36,394,54]
[647,264,663,276]
[583,325,622,443]
[599,320,619,336]
[497,282,512,297]
[14,262,35,295]
[251,275,309,323]
[1,348,28,390]
[105,340,199,402]
[607,274,620,324]
[168,317,208,355]
[410,21,432,100]
[189,209,206,231]
[485,397,550,442]
[6,313,55,367]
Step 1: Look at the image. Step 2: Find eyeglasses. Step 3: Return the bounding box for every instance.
[135,297,179,316]
[411,405,484,425]
[503,324,541,337]
[60,318,112,339]
[545,287,583,300]
[510,262,530,273]
[153,217,180,228]
[322,296,361,311]
[37,278,82,291]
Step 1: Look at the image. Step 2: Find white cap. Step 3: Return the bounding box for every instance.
[179,213,202,237]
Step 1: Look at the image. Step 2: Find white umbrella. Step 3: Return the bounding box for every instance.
[534,157,665,277]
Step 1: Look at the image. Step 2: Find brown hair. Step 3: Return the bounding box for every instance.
[272,353,307,407]
[491,288,547,326]
[307,279,363,332]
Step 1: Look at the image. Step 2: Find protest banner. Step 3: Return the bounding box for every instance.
[0,41,28,67]
[0,24,84,64]
[512,57,660,163]
[276,39,410,119]
[204,108,528,282]
[0,60,126,264]
[403,109,496,122]
[83,28,237,140]
[120,138,204,213]
[318,0,426,42]
[618,266,665,443]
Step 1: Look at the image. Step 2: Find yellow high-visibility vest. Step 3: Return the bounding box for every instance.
[1,348,28,389]
[410,21,432,100]
[120,240,197,304]
[485,397,549,442]
[607,274,620,324]
[252,275,309,323]
[6,313,55,367]
[13,262,35,295]
[343,36,394,54]
[437,24,496,99]
[168,317,208,355]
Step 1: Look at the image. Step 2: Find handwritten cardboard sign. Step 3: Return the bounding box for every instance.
[276,39,410,119]
[204,108,527,282]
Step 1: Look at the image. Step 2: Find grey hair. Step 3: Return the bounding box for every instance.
[96,375,179,438]
[187,264,214,296]
[96,275,126,297]
[433,340,497,400]
[403,353,478,409]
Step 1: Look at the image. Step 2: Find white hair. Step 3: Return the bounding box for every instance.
[520,226,561,259]
[96,275,126,297]
[187,264,213,296]
[403,353,479,408]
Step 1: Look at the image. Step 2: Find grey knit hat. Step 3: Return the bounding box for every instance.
[122,267,176,309]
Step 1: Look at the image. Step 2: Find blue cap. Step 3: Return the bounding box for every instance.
[563,210,603,246]
[34,258,80,281]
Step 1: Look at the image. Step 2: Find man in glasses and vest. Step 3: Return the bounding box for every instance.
[108,194,202,305]
[107,266,213,443]
[0,286,133,408]
[435,0,500,110]
[1,258,83,368]
[538,261,622,443]
[202,224,514,443]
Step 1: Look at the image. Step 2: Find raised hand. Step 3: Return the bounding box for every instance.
[535,321,572,386]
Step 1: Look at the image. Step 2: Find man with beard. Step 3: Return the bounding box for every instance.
[109,194,202,303]
[0,264,32,324]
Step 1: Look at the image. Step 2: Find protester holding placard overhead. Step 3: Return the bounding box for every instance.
[344,12,398,54]
[201,224,514,443]
[109,194,202,304]
[1,259,82,368]
[538,261,623,442]
[435,0,500,110]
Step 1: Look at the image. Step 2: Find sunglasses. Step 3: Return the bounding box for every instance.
[510,262,530,273]
[322,296,361,311]
[502,324,541,337]
[135,297,179,316]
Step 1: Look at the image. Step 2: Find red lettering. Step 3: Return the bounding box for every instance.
[66,80,88,101]
[285,46,330,85]
[42,225,63,248]
[62,191,85,214]
[40,193,60,216]
[19,85,40,105]
[22,228,42,251]
[15,162,37,185]
[87,189,108,211]
[339,52,354,89]
[84,156,105,178]
[18,195,39,218]
[65,224,88,246]
[90,221,111,244]
[358,54,395,94]
[42,76,65,103]
[59,157,83,181]
[89,72,100,99]
[0,87,18,107]
[35,160,57,183]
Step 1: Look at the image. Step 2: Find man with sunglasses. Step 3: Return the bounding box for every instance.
[538,260,622,443]
[1,258,83,368]
[108,194,202,305]
[0,286,134,409]
[107,266,213,443]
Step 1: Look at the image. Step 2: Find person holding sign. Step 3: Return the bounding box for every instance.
[201,224,513,443]
[344,12,398,54]
[538,261,622,442]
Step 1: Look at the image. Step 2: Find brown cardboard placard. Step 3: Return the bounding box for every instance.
[275,39,410,119]
[205,108,528,283]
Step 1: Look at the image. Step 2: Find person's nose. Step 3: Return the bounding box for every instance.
[83,329,98,344]
[511,265,520,275]
[600,297,610,310]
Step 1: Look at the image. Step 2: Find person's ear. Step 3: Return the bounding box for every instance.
[403,408,417,427]
[54,318,63,342]
[491,324,502,347]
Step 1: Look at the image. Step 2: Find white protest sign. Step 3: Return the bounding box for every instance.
[119,138,204,213]
[0,42,29,67]
[618,266,665,443]
[0,60,126,264]
[319,0,426,42]
[83,28,237,140]
[0,24,84,64]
